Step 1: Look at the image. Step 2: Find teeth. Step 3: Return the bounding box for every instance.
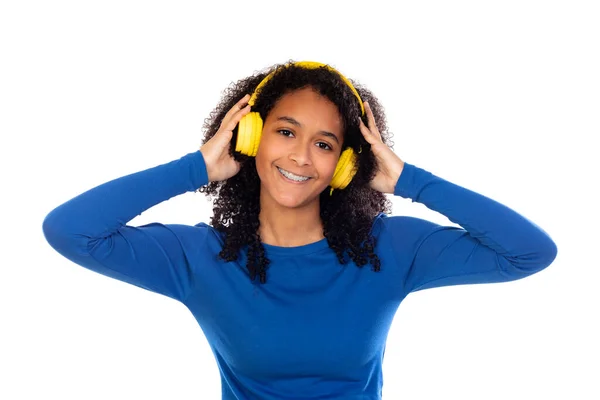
[278,167,310,182]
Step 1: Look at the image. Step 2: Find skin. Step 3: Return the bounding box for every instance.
[200,87,405,248]
[255,87,344,246]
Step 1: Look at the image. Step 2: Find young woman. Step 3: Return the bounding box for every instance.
[43,61,558,399]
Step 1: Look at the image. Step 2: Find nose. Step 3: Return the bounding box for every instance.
[288,141,313,166]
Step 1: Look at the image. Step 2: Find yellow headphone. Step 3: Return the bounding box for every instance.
[234,61,364,195]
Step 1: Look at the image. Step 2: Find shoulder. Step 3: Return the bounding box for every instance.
[370,212,453,249]
[140,221,225,254]
[371,212,439,236]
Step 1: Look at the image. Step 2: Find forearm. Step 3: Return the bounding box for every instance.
[43,150,208,244]
[395,162,557,270]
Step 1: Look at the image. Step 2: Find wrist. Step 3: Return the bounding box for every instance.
[387,159,405,194]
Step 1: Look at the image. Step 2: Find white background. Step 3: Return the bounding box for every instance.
[2,1,598,399]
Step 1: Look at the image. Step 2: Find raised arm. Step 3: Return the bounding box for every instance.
[357,101,557,294]
[43,95,253,302]
[42,150,209,302]
[386,162,558,294]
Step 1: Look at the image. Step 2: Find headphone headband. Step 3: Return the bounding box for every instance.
[248,61,365,116]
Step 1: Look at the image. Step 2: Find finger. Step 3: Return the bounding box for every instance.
[359,113,382,144]
[358,117,378,145]
[364,102,382,140]
[222,94,251,126]
[223,103,251,132]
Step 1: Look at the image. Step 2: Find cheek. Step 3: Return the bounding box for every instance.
[255,133,277,160]
[254,141,276,178]
[254,151,268,179]
[316,154,340,180]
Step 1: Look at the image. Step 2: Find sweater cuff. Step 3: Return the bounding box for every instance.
[393,162,434,202]
[183,150,209,190]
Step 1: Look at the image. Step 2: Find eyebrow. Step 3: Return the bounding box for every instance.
[276,116,340,144]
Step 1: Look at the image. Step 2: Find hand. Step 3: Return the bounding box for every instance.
[200,94,251,182]
[358,102,405,194]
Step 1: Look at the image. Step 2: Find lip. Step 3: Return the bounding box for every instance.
[277,167,312,184]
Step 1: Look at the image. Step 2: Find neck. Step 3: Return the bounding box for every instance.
[258,195,325,248]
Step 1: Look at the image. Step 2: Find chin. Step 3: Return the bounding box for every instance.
[267,184,325,210]
[258,164,330,210]
[273,192,315,210]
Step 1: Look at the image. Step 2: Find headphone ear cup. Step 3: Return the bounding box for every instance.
[330,148,358,190]
[236,112,263,156]
[251,112,263,156]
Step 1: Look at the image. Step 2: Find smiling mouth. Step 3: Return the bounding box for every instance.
[277,167,312,183]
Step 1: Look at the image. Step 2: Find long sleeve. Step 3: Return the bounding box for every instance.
[42,150,210,302]
[385,162,557,294]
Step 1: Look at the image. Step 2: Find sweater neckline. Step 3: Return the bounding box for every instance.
[261,237,330,256]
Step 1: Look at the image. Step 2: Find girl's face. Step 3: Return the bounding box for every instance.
[255,87,344,211]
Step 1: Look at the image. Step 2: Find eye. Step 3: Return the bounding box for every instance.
[277,129,294,137]
[277,129,332,151]
[316,142,332,151]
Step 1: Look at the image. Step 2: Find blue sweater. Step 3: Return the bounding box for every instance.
[42,150,557,399]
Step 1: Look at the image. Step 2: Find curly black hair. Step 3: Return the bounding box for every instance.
[198,60,394,283]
